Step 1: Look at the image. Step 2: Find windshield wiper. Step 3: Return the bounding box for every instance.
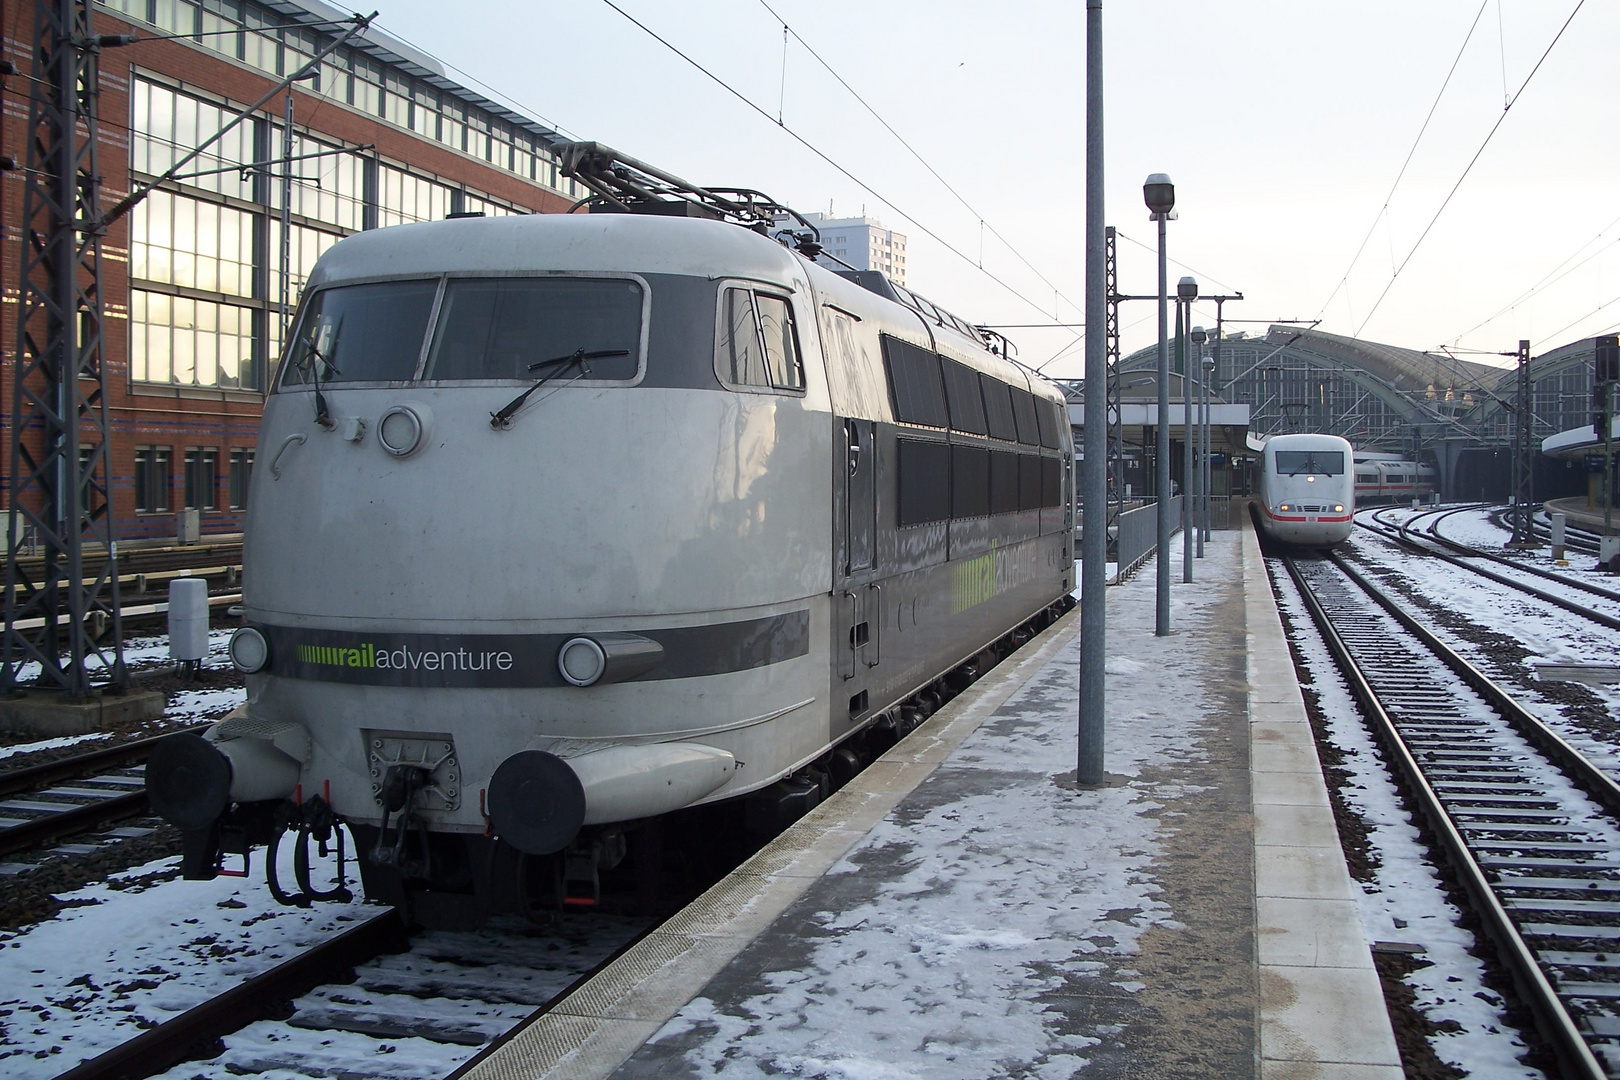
[489,348,629,429]
[300,317,342,429]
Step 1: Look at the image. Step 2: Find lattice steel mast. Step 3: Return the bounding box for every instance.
[3,0,127,699]
[1509,339,1537,545]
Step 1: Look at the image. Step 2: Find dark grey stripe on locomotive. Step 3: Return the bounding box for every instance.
[260,609,809,688]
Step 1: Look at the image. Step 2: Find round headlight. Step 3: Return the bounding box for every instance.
[229,626,269,673]
[1306,475,1316,482]
[378,405,427,457]
[1334,504,1345,513]
[557,637,606,686]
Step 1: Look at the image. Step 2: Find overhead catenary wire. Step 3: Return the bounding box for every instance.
[753,0,1083,322]
[1316,0,1490,327]
[1352,0,1586,339]
[1442,212,1620,347]
[594,0,1068,326]
[1110,228,1238,296]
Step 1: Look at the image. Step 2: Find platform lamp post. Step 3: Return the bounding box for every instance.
[1190,325,1207,558]
[1178,276,1197,584]
[1145,174,1175,635]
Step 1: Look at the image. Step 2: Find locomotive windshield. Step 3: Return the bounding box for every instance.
[281,279,439,385]
[425,278,642,381]
[1274,450,1345,475]
[279,276,643,387]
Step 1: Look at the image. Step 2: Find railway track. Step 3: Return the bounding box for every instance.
[1357,507,1620,631]
[1416,506,1620,602]
[1483,506,1610,558]
[1278,546,1620,1078]
[0,728,209,860]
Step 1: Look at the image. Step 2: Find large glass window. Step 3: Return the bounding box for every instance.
[132,80,256,202]
[280,280,441,386]
[425,278,642,382]
[378,165,453,227]
[131,190,255,297]
[268,220,342,318]
[131,291,256,390]
[268,129,365,230]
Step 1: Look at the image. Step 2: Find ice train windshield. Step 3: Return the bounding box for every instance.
[1274,450,1345,476]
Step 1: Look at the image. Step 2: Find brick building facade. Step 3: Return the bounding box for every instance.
[2,0,579,541]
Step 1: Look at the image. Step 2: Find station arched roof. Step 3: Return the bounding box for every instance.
[1118,325,1513,449]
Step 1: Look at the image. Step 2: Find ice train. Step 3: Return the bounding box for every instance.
[1254,433,1355,546]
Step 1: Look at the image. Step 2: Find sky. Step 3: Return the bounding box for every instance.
[361,0,1620,380]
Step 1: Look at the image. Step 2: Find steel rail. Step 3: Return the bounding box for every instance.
[0,726,211,858]
[1278,551,1609,1080]
[50,908,408,1080]
[1328,551,1620,817]
[0,725,208,795]
[1419,511,1620,605]
[0,790,151,858]
[1355,513,1620,631]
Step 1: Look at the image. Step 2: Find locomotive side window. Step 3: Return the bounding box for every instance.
[716,287,804,393]
[982,375,1018,441]
[951,445,991,518]
[941,358,988,435]
[755,295,805,391]
[1035,398,1062,449]
[720,288,766,386]
[426,277,643,382]
[882,335,948,427]
[1011,388,1040,446]
[281,279,439,386]
[896,438,951,526]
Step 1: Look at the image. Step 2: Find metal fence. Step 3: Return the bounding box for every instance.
[1115,495,1181,583]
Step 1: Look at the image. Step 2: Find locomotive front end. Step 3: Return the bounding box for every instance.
[144,215,833,922]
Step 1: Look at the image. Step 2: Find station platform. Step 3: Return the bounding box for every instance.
[1545,496,1620,537]
[459,520,1401,1080]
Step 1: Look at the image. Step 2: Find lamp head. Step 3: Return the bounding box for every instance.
[1177,276,1198,301]
[1190,325,1207,345]
[1143,173,1175,216]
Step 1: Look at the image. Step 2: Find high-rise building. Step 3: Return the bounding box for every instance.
[781,213,907,287]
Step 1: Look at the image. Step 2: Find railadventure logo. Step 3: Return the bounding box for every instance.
[297,642,515,673]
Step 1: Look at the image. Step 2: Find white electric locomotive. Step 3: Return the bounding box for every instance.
[1254,433,1354,546]
[146,172,1074,924]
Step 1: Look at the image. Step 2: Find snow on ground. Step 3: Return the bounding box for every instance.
[0,629,245,761]
[1349,511,1620,770]
[1270,559,1547,1079]
[0,841,371,1079]
[637,538,1242,1078]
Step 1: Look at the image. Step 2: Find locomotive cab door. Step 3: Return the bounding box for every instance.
[836,417,881,717]
[844,418,876,575]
